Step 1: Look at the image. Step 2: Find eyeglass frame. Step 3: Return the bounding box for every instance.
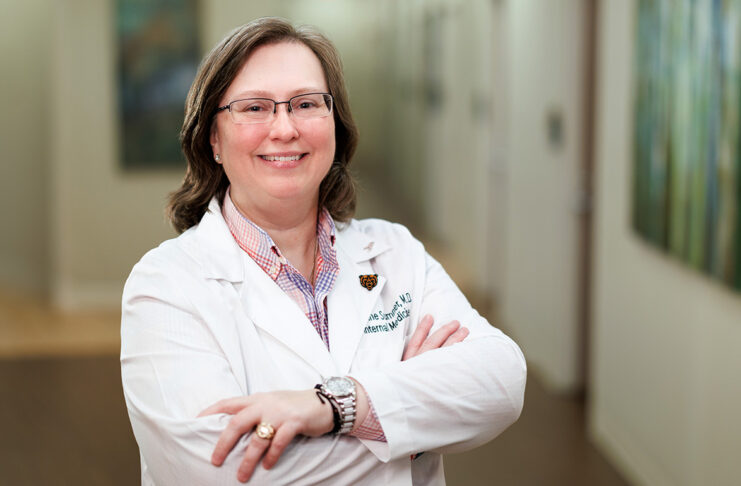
[215,92,334,124]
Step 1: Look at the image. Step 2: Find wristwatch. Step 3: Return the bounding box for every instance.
[318,376,357,435]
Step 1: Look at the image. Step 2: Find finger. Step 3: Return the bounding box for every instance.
[237,434,272,483]
[261,422,299,470]
[441,326,469,347]
[418,320,461,354]
[198,396,251,417]
[211,410,260,466]
[406,315,434,356]
[403,314,434,361]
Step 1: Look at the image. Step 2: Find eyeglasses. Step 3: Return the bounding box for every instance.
[216,92,333,124]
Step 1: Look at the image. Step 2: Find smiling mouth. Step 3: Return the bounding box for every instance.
[259,154,307,162]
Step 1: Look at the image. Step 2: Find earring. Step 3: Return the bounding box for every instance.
[214,154,221,162]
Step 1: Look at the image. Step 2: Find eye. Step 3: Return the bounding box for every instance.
[294,99,318,110]
[234,99,272,113]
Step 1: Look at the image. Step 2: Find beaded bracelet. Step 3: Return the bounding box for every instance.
[314,385,342,435]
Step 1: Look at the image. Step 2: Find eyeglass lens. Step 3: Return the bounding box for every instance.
[229,93,332,124]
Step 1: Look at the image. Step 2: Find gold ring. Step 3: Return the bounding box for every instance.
[255,422,275,440]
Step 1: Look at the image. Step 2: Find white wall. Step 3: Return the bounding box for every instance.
[52,0,181,309]
[590,1,741,485]
[0,0,53,295]
[383,0,503,297]
[501,0,586,392]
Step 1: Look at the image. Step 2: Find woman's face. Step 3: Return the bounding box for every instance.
[211,41,335,214]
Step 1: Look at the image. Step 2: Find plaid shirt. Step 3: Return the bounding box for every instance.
[222,189,385,441]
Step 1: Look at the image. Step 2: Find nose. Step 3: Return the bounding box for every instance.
[268,103,299,141]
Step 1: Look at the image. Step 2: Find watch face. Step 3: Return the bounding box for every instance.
[326,376,354,396]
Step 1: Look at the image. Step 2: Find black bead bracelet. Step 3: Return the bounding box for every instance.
[314,385,342,435]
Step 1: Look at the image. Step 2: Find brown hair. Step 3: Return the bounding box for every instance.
[167,17,358,233]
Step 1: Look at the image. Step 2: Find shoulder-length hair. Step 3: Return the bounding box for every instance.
[167,17,358,233]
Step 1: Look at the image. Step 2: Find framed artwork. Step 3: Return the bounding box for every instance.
[117,0,200,169]
[633,0,741,291]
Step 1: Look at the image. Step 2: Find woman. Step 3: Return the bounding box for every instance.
[121,17,526,485]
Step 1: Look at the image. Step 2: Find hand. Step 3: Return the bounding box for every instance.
[403,314,469,361]
[198,389,334,483]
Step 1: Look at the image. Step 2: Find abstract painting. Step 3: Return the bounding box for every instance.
[117,0,200,169]
[633,0,741,291]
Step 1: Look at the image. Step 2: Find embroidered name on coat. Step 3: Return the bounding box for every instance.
[364,293,412,333]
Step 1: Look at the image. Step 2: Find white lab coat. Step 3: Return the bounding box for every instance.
[120,198,526,485]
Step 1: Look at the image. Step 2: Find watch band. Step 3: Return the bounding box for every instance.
[319,377,357,435]
[334,391,356,435]
[314,385,342,434]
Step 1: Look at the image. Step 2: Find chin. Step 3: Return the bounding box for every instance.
[267,184,318,203]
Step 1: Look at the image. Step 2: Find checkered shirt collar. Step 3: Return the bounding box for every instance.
[222,187,337,280]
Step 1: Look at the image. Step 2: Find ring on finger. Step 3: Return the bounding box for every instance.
[255,422,275,440]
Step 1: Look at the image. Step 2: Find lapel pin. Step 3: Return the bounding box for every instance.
[359,274,378,291]
[363,241,374,252]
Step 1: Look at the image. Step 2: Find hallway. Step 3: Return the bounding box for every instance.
[3,1,741,484]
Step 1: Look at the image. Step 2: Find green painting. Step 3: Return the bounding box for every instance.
[634,0,741,291]
[117,0,200,169]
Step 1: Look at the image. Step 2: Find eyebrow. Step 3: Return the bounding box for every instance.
[230,88,327,100]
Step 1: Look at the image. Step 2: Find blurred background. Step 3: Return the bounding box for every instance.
[1,0,740,485]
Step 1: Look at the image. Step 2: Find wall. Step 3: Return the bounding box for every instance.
[500,0,586,392]
[589,1,741,484]
[52,0,181,309]
[383,0,503,297]
[0,0,53,295]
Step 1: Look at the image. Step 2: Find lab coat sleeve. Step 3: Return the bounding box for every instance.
[350,231,527,462]
[121,253,255,485]
[121,252,342,485]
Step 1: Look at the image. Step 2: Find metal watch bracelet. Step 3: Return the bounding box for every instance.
[318,377,357,435]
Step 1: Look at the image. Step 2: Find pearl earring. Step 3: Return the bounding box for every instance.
[214,154,220,162]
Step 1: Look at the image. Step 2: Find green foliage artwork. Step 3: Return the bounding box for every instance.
[117,0,200,169]
[634,0,741,291]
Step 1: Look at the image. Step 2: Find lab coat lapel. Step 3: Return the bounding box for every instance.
[239,254,337,377]
[329,223,390,375]
[195,199,336,377]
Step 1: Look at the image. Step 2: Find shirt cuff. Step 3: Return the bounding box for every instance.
[348,399,387,442]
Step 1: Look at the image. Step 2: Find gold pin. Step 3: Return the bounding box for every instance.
[359,274,378,291]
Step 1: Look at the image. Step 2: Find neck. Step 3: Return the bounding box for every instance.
[230,191,319,279]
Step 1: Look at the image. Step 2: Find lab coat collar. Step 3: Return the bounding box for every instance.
[334,219,391,263]
[194,198,245,282]
[329,220,391,373]
[195,199,392,281]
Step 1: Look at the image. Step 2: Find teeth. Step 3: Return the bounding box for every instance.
[262,155,302,162]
